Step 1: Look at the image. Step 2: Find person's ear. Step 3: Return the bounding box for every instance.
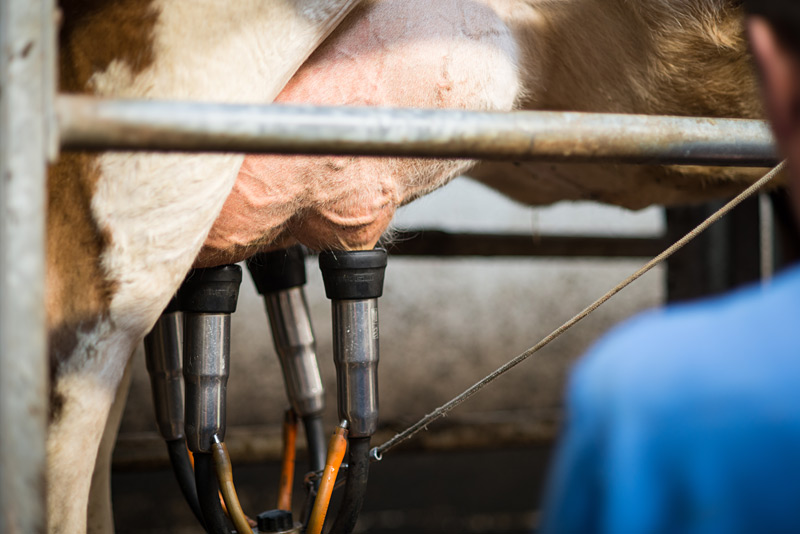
[748,17,800,150]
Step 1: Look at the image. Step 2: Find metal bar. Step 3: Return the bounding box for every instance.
[0,0,53,531]
[386,230,668,258]
[58,96,779,166]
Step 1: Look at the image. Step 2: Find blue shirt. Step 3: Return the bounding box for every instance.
[541,265,800,534]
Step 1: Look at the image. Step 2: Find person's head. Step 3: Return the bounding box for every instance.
[745,0,800,208]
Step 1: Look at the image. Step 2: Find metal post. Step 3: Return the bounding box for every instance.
[665,197,763,303]
[0,0,55,531]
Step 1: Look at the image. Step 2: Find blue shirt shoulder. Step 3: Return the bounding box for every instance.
[542,265,800,534]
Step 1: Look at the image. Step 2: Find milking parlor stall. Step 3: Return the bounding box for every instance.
[1,1,791,533]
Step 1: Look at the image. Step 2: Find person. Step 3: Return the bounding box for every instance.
[540,2,800,533]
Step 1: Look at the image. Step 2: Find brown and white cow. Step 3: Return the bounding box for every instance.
[52,0,762,532]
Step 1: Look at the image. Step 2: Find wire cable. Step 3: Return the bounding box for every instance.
[372,162,786,461]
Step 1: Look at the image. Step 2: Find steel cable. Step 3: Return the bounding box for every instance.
[372,161,786,461]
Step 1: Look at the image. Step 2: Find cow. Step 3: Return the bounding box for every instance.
[51,0,762,532]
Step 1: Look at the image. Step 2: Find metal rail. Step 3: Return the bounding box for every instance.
[58,96,779,166]
[387,230,668,258]
[0,0,54,532]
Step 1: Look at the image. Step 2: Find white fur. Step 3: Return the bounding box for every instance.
[48,325,136,534]
[87,359,133,534]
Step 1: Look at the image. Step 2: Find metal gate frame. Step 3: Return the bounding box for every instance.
[0,1,56,532]
[0,1,780,531]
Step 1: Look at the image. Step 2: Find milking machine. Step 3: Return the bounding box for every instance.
[178,265,244,533]
[317,249,387,534]
[143,296,206,528]
[246,246,327,480]
[145,265,244,533]
[143,248,388,534]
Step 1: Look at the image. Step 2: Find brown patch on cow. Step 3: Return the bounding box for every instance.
[508,0,761,120]
[47,154,116,373]
[50,1,148,376]
[638,2,763,119]
[58,0,158,92]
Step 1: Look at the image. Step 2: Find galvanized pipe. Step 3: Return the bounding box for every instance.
[57,95,778,166]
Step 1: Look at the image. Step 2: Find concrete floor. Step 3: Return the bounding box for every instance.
[112,446,553,534]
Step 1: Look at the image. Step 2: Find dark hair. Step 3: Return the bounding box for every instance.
[744,0,800,53]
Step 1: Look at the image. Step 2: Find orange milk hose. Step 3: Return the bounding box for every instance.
[306,422,349,534]
[278,409,298,511]
[211,438,255,534]
[188,444,238,522]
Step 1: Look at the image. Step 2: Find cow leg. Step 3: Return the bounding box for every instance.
[47,150,244,534]
[87,357,133,534]
[47,333,135,534]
